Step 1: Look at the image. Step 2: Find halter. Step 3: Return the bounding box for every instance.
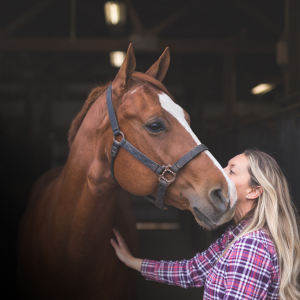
[106,84,208,209]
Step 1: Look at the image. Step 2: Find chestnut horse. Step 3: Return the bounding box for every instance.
[17,45,237,300]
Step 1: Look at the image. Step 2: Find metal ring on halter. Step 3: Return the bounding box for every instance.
[158,164,177,185]
[113,131,125,141]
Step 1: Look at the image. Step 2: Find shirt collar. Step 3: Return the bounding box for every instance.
[228,216,252,238]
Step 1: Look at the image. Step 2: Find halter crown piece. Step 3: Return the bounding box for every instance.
[106,84,208,209]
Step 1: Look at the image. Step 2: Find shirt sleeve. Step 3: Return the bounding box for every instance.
[223,236,276,300]
[140,230,229,289]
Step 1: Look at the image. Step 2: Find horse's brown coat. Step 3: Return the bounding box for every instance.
[17,45,235,299]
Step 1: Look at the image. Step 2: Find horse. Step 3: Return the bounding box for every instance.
[17,44,237,300]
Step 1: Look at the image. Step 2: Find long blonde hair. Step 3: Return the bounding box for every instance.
[222,149,300,300]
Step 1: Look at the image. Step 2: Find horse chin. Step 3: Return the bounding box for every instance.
[192,207,218,231]
[193,206,236,231]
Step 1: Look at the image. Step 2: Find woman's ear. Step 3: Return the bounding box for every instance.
[247,187,263,199]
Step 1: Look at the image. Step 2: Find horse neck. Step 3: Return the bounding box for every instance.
[55,92,119,247]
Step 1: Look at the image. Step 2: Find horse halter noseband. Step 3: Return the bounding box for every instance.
[106,84,208,210]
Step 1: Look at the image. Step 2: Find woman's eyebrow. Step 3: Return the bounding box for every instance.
[231,164,240,172]
[227,161,240,172]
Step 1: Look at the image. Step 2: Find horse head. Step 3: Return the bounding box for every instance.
[69,44,237,230]
[102,44,237,230]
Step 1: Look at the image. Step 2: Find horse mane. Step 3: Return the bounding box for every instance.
[67,81,112,149]
[67,72,174,149]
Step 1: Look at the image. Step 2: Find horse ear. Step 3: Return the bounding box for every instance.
[145,47,170,82]
[112,44,136,94]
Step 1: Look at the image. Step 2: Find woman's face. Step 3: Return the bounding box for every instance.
[224,153,255,220]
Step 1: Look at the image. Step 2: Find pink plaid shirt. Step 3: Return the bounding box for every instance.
[141,219,280,299]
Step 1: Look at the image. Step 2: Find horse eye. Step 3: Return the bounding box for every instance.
[147,122,164,132]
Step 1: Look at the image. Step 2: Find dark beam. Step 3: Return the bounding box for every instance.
[284,0,300,96]
[223,53,237,119]
[0,37,276,54]
[0,73,212,86]
[0,0,58,38]
[146,5,190,36]
[231,0,282,37]
[124,0,144,34]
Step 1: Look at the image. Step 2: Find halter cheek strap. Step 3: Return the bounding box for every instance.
[106,84,208,209]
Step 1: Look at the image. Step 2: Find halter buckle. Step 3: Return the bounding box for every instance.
[158,164,176,185]
[113,131,125,141]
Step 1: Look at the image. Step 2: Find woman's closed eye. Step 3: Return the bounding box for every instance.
[230,169,235,174]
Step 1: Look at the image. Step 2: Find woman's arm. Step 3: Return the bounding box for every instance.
[111,227,230,289]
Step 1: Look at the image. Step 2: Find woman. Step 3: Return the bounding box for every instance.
[111,149,300,300]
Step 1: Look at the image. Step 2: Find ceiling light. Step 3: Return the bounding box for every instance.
[104,2,126,25]
[110,51,126,67]
[251,83,275,95]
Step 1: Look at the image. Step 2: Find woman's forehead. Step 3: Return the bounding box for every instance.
[229,154,249,171]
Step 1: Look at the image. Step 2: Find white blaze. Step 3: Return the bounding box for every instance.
[158,92,237,207]
[158,93,200,144]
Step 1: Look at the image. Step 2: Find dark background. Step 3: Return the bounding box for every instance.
[1,0,299,299]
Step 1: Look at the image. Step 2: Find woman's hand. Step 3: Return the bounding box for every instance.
[110,228,143,272]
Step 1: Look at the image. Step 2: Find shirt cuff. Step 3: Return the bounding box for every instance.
[140,259,158,280]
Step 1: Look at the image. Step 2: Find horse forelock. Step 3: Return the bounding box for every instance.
[67,72,174,150]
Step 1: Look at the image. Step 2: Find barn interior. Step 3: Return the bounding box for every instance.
[1,0,299,299]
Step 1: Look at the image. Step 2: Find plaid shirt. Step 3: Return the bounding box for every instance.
[141,219,280,299]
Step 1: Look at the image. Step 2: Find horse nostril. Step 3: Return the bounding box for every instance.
[210,189,229,213]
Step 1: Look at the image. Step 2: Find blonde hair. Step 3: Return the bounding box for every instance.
[221,149,300,300]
